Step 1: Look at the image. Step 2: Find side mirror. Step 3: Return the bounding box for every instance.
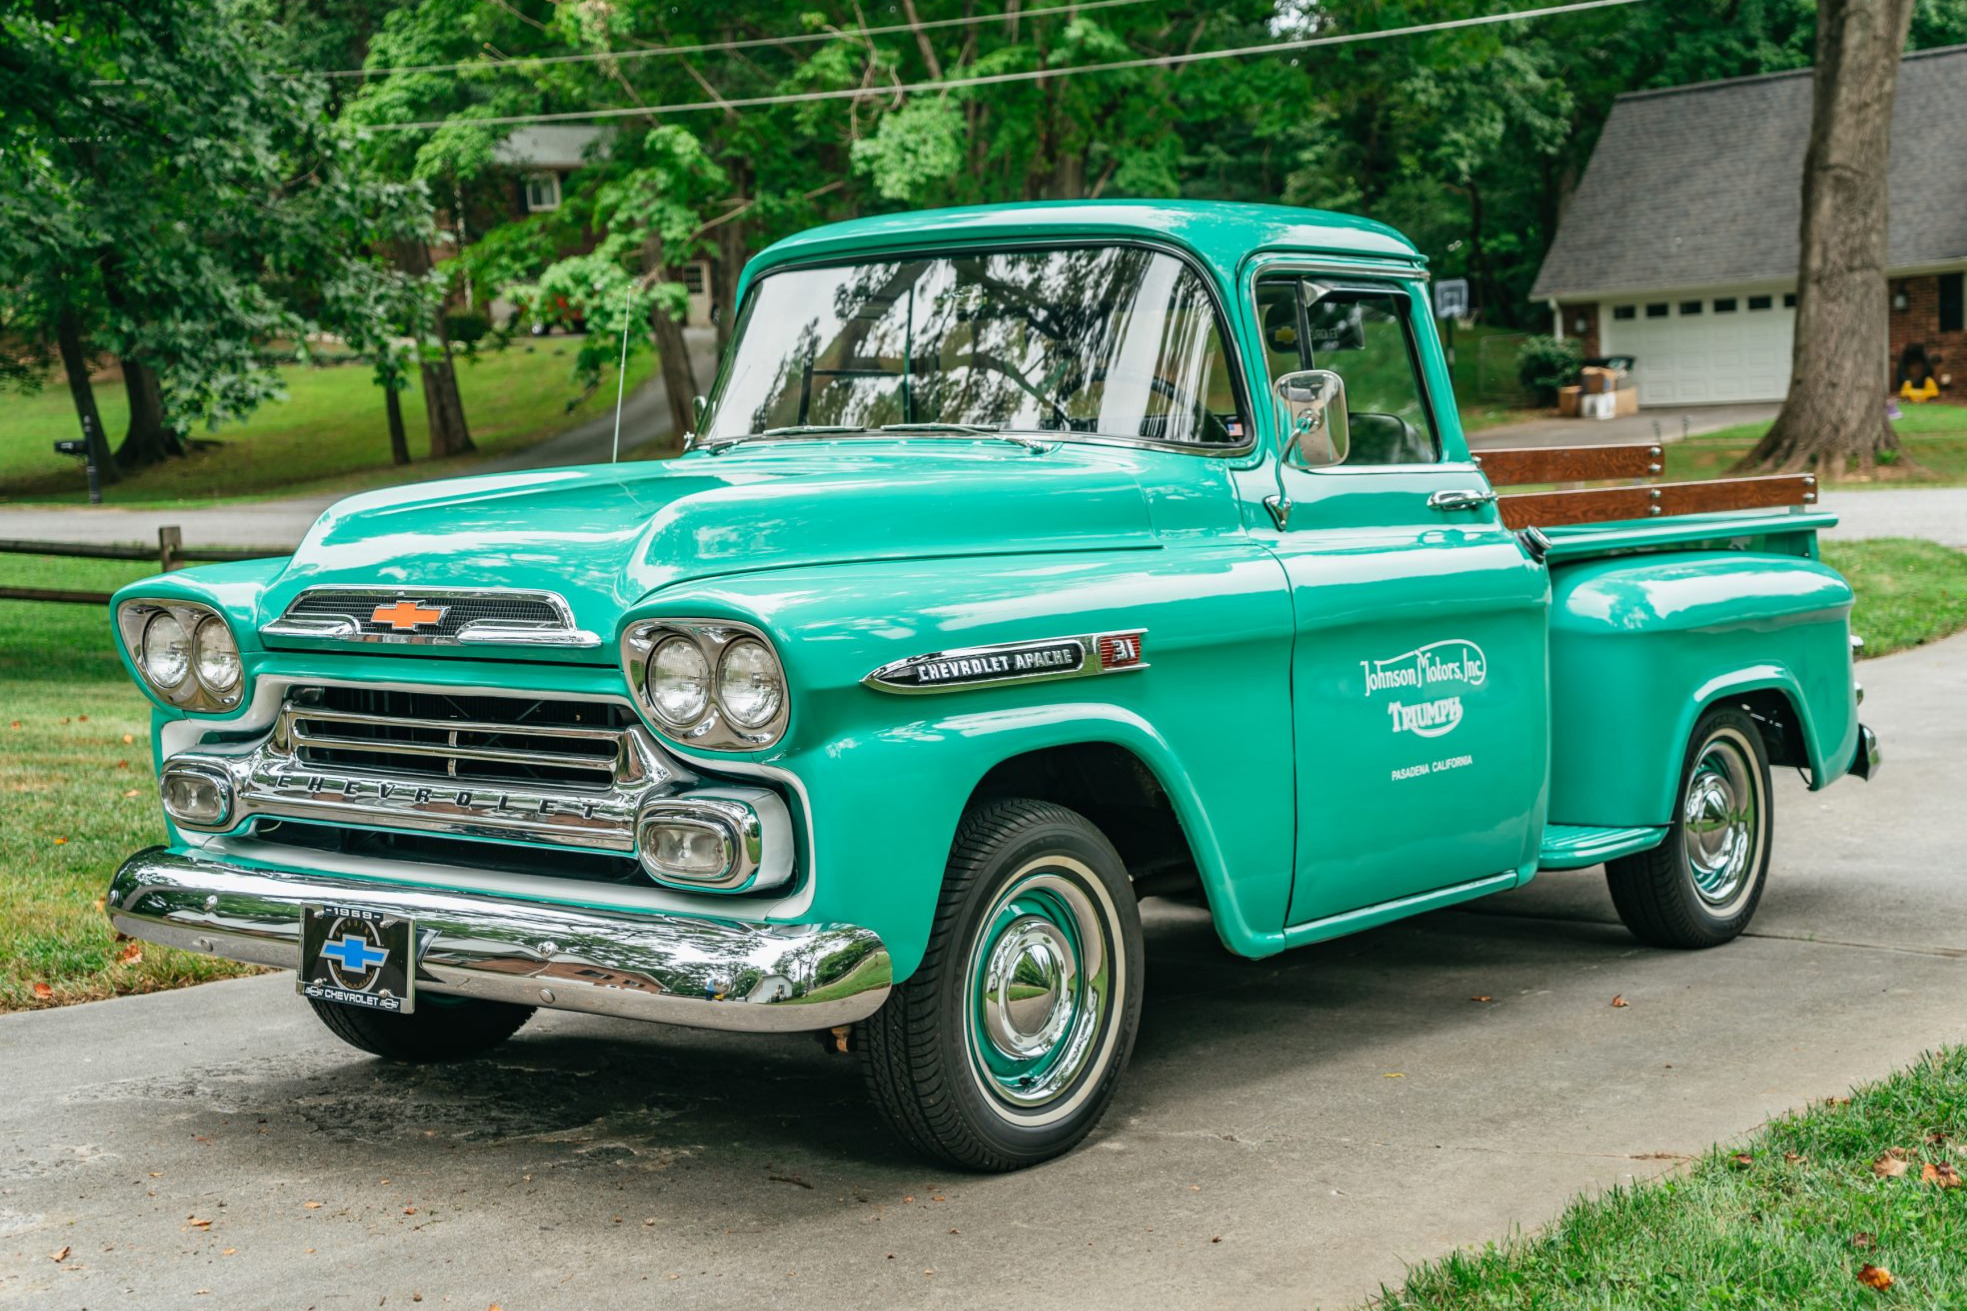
[1274,370,1349,469]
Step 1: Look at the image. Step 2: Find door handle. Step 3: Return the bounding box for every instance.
[1427,488,1497,513]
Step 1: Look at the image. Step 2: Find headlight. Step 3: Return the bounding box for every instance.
[717,638,784,728]
[621,619,789,750]
[117,601,248,712]
[646,636,710,726]
[140,612,191,689]
[193,616,242,693]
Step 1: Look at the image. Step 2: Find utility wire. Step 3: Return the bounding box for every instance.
[363,0,1650,132]
[304,0,1156,80]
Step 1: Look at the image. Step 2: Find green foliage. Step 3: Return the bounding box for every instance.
[852,98,967,203]
[1515,335,1583,405]
[0,0,430,441]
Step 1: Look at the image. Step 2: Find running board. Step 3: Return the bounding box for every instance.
[1280,870,1520,950]
[1538,824,1667,870]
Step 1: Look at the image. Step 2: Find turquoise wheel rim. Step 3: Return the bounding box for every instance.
[962,855,1123,1128]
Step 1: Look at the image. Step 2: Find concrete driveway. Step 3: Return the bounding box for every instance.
[1468,402,1779,449]
[4,632,1962,1309]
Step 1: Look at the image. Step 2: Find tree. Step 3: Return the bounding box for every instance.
[1742,0,1916,474]
[0,0,428,480]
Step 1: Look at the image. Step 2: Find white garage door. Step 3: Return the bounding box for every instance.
[1601,292,1794,405]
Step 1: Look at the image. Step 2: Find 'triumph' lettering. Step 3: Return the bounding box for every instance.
[1386,695,1464,738]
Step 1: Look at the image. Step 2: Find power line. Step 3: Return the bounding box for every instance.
[307,0,1157,80]
[363,0,1650,132]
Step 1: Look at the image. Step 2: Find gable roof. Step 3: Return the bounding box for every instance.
[1532,45,1967,300]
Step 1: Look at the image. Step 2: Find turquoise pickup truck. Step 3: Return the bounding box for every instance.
[106,201,1878,1170]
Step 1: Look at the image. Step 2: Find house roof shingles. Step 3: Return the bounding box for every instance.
[1531,45,1967,300]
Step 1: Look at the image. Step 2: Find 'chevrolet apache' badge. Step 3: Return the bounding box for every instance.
[863,630,1147,694]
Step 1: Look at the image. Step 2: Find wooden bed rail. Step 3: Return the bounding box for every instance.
[1470,444,1819,530]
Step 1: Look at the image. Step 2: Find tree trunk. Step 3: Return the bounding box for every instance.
[385,381,410,466]
[1741,0,1916,475]
[643,239,701,445]
[393,236,475,458]
[54,306,118,485]
[420,335,475,458]
[114,358,184,469]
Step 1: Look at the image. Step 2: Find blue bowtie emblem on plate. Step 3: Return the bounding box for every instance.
[320,932,389,973]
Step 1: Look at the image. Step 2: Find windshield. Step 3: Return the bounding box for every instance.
[704,246,1245,446]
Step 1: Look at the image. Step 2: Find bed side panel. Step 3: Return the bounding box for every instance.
[1547,551,1857,828]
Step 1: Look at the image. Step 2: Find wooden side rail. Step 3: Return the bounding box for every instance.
[1495,474,1819,530]
[1468,442,1818,529]
[1471,443,1662,485]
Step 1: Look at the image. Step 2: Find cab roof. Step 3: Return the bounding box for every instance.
[740,200,1426,298]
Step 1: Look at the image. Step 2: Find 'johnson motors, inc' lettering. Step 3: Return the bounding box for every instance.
[1362,639,1487,739]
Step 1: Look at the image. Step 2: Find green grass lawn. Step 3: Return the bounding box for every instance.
[0,339,654,506]
[0,555,260,1012]
[1823,539,1967,658]
[1666,403,1967,487]
[1377,1046,1967,1309]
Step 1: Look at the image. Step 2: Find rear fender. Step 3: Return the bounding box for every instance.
[1547,550,1857,828]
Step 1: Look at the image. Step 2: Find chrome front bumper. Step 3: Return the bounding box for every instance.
[108,848,892,1032]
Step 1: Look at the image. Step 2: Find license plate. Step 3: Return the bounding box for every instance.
[298,904,416,1014]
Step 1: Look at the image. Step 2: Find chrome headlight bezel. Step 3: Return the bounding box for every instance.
[621,618,789,751]
[116,600,248,712]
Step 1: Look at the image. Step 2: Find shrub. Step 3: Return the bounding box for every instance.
[1516,335,1584,406]
[443,310,491,353]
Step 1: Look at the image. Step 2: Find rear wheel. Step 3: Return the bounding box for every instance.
[858,798,1143,1171]
[308,995,535,1063]
[1606,706,1773,948]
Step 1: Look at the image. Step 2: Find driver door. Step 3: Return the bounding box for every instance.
[1253,274,1549,927]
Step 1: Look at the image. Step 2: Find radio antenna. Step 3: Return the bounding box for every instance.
[611,281,632,463]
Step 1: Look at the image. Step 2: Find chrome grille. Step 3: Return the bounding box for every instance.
[281,687,638,790]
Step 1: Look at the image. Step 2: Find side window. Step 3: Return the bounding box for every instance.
[1256,276,1439,466]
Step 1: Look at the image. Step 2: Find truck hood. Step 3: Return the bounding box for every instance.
[259,440,1158,651]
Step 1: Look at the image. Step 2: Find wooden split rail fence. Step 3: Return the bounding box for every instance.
[1471,443,1819,530]
[0,527,275,605]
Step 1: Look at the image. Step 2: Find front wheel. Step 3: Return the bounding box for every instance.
[1606,705,1773,948]
[858,798,1143,1171]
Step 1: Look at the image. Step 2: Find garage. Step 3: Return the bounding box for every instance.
[1599,292,1796,406]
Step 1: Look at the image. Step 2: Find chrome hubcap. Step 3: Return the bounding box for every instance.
[1682,732,1760,909]
[963,858,1121,1125]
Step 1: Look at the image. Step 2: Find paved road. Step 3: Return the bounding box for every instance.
[0,329,719,552]
[4,634,1961,1310]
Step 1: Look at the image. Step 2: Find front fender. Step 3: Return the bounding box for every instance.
[624,544,1297,979]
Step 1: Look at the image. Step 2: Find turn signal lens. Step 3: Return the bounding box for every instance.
[716,638,784,728]
[140,612,191,689]
[642,820,734,880]
[192,616,242,694]
[646,636,710,726]
[160,767,232,827]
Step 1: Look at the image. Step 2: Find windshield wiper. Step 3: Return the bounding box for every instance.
[699,424,865,455]
[877,422,999,435]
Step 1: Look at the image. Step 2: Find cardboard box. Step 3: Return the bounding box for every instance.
[1579,365,1622,395]
[1558,385,1582,417]
[1613,386,1639,417]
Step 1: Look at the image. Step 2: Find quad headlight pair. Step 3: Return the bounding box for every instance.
[621,619,789,750]
[115,601,245,712]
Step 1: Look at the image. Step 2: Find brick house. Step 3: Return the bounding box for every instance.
[1532,45,1967,407]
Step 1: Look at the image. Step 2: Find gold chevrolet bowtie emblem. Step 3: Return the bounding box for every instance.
[369,600,448,631]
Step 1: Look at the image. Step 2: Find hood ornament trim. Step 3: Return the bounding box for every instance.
[262,587,602,649]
